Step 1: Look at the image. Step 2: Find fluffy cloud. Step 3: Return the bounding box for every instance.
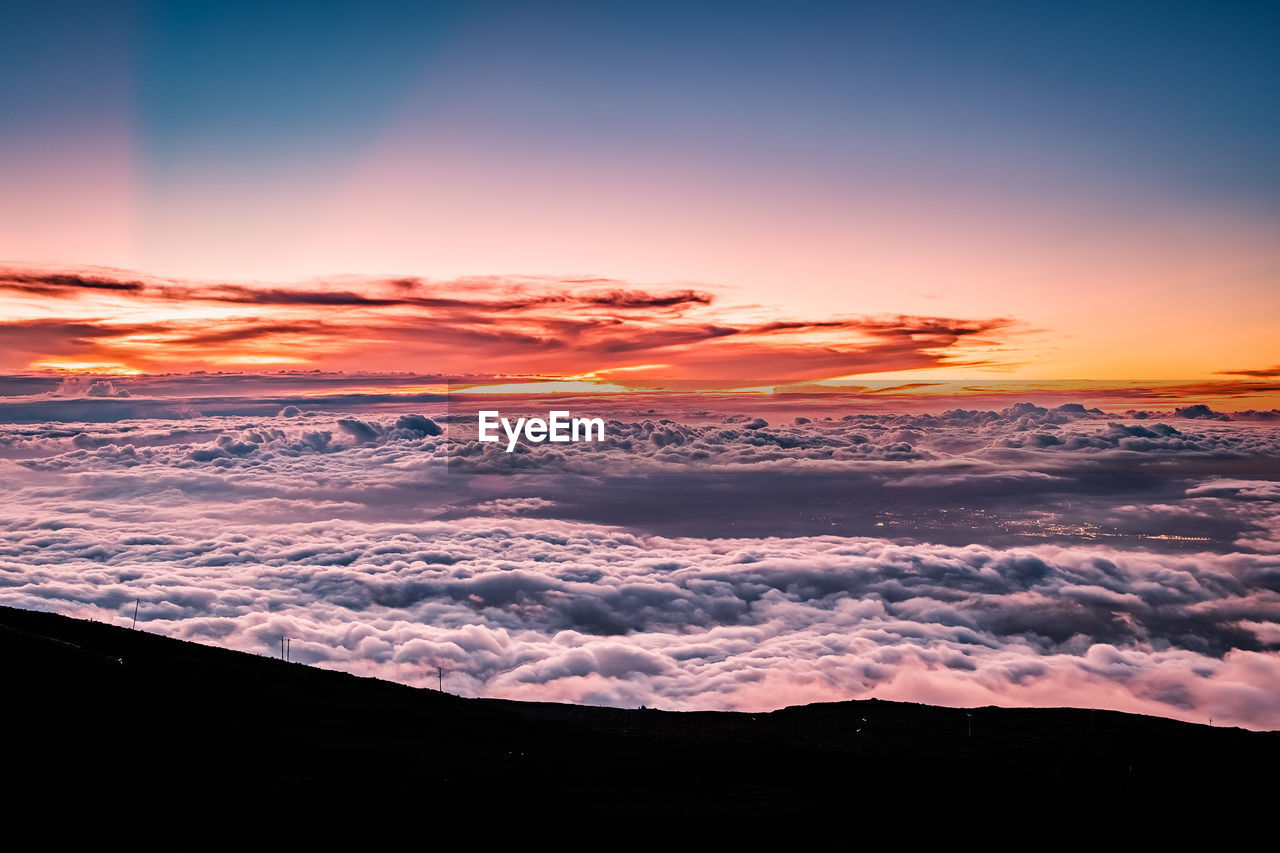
[1,401,1276,729]
[3,405,1278,547]
[1,514,1277,727]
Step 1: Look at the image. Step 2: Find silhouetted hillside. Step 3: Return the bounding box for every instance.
[2,604,1273,841]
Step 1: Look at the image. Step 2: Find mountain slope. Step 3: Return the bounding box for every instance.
[2,604,1273,839]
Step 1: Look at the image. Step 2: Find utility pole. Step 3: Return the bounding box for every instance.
[132,598,139,630]
[438,666,443,693]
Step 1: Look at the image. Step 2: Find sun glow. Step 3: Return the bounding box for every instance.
[29,360,142,375]
[565,364,672,380]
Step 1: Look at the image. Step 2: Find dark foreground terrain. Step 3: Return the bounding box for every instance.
[3,604,1275,841]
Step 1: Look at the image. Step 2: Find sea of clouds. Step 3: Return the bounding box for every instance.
[2,400,1277,728]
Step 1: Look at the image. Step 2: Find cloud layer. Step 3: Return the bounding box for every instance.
[1,401,1277,728]
[2,514,1277,727]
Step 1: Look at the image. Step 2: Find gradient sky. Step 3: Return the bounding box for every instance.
[3,4,1280,729]
[2,1,1278,379]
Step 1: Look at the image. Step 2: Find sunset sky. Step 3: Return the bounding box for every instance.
[2,1,1277,380]
[3,3,1280,731]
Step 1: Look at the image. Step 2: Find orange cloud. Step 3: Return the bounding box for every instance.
[0,265,1022,379]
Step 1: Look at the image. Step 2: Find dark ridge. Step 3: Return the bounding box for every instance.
[2,604,1274,841]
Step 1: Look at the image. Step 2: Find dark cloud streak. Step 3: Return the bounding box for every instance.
[0,265,1019,377]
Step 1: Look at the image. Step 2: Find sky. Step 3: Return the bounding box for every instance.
[2,0,1278,380]
[1,3,1278,730]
